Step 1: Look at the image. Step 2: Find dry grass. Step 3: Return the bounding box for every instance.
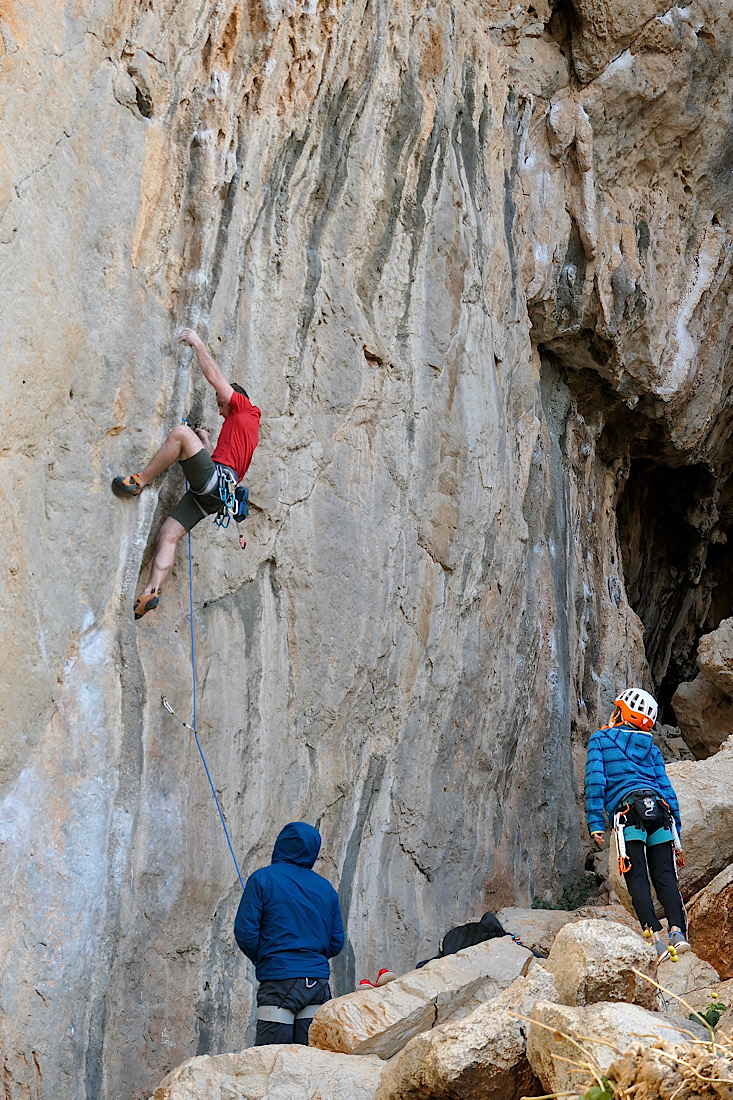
[517,969,733,1100]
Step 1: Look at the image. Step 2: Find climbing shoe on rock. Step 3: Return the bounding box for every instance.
[669,930,690,954]
[134,590,159,620]
[358,978,376,989]
[112,473,143,497]
[375,969,397,986]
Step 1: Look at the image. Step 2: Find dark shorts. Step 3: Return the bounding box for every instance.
[255,978,331,1047]
[169,450,223,532]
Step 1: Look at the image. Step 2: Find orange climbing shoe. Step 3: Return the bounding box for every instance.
[134,590,160,620]
[112,473,143,497]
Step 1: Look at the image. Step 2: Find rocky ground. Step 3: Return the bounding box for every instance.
[148,738,733,1097]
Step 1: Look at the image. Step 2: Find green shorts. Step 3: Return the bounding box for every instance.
[169,450,224,532]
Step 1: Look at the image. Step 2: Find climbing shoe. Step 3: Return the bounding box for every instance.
[669,930,690,954]
[134,591,160,620]
[112,473,143,497]
[375,969,397,986]
[358,978,376,989]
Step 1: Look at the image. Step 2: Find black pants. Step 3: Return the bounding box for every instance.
[255,978,330,1046]
[623,840,685,933]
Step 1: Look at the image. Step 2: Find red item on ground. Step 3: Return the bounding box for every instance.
[212,391,261,482]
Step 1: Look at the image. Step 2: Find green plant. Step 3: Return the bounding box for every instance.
[689,993,728,1030]
[582,1074,614,1100]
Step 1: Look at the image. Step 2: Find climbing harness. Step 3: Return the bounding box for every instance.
[188,459,249,546]
[179,421,249,543]
[257,1005,320,1024]
[159,518,246,891]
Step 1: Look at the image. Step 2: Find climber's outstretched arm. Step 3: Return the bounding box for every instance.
[179,328,234,405]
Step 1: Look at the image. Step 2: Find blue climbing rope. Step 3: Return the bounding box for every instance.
[160,496,246,891]
[186,525,245,890]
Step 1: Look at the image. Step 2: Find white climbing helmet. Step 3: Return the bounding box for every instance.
[614,687,658,731]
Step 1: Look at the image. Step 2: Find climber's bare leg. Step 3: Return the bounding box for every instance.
[141,517,189,596]
[138,425,204,487]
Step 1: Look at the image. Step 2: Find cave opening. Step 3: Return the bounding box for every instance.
[616,457,733,723]
[557,361,733,730]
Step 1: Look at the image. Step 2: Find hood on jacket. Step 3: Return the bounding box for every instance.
[478,911,506,938]
[609,723,655,764]
[271,822,321,868]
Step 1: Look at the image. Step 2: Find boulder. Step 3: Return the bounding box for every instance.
[673,619,733,758]
[696,618,733,694]
[655,950,721,1014]
[497,905,638,956]
[375,965,557,1100]
[672,676,732,759]
[688,863,733,980]
[527,1001,701,1094]
[668,740,733,897]
[308,938,533,1060]
[544,919,658,1009]
[148,1045,385,1100]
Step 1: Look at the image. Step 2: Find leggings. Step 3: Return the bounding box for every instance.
[623,840,685,933]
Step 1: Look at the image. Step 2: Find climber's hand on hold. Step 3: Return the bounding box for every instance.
[592,832,605,846]
[194,427,213,453]
[179,327,203,349]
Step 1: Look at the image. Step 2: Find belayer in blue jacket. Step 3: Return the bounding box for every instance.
[234,821,344,1045]
[585,687,689,962]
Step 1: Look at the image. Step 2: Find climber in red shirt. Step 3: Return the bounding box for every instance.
[111,328,261,619]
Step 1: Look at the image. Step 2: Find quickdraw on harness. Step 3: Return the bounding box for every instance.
[191,459,250,548]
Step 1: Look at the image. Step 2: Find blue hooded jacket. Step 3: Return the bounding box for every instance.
[234,822,344,981]
[585,723,681,837]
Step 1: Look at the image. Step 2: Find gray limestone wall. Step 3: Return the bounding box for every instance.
[2,0,733,1097]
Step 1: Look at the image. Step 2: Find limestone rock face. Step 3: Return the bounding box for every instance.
[527,1001,700,1094]
[309,938,533,1059]
[4,0,733,1095]
[688,863,733,980]
[544,919,657,1009]
[375,965,556,1100]
[148,1046,384,1100]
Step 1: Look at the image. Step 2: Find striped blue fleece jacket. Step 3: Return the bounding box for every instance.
[585,723,681,837]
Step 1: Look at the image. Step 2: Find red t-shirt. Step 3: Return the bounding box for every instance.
[212,391,261,482]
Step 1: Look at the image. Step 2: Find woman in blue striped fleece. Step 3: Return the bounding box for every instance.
[585,687,689,961]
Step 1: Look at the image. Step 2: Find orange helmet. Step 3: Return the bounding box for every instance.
[614,688,657,732]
